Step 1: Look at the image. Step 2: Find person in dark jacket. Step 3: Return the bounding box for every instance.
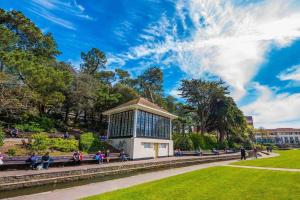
[41,152,51,169]
[241,147,246,160]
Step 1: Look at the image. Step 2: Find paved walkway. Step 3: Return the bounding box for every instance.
[5,159,237,200]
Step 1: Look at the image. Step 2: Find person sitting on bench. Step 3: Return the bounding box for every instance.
[26,153,39,170]
[120,149,128,161]
[41,152,52,169]
[94,151,103,164]
[72,151,82,165]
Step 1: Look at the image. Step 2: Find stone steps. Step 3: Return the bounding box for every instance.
[0,154,240,191]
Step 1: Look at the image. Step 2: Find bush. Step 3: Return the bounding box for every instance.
[37,117,55,131]
[15,123,45,132]
[7,148,16,157]
[79,132,105,152]
[30,133,51,152]
[189,133,202,151]
[0,127,4,147]
[50,138,78,152]
[173,133,192,150]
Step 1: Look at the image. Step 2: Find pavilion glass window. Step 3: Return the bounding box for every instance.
[109,110,134,138]
[136,110,170,139]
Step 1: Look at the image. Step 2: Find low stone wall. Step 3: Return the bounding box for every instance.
[0,154,240,191]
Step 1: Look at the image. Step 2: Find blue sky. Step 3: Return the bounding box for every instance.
[1,0,300,128]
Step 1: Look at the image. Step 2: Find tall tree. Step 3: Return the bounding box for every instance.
[207,96,247,142]
[179,79,229,134]
[136,66,163,103]
[0,9,71,117]
[80,48,106,75]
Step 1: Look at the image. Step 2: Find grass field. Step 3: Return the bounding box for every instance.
[232,149,300,169]
[82,166,300,200]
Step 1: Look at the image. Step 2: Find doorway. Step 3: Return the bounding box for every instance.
[154,143,159,158]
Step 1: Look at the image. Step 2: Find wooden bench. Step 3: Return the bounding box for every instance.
[0,153,121,171]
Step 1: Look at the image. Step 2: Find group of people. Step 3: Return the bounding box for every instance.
[72,149,128,165]
[174,148,183,156]
[92,150,111,164]
[26,152,52,170]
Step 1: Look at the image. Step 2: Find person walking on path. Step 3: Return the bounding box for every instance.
[241,147,246,160]
[253,147,258,159]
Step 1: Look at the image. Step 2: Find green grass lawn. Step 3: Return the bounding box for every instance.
[232,149,300,169]
[82,166,300,200]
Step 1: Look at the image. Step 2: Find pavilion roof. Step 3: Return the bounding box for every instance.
[103,97,177,119]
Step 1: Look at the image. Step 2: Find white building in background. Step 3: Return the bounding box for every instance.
[103,97,177,160]
[255,128,300,145]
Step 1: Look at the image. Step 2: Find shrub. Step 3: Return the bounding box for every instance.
[0,127,4,147]
[7,148,16,157]
[173,133,192,150]
[189,133,202,151]
[15,123,44,132]
[79,132,104,152]
[50,138,78,152]
[30,133,50,152]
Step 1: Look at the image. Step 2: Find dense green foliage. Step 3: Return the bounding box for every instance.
[15,123,44,132]
[50,138,78,152]
[30,133,51,152]
[83,167,300,200]
[179,79,248,143]
[173,132,247,150]
[233,150,300,169]
[79,132,106,152]
[30,133,78,153]
[172,133,192,150]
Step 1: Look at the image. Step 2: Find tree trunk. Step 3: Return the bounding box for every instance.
[219,130,225,143]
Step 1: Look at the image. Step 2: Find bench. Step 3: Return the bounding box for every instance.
[180,150,236,157]
[0,153,121,171]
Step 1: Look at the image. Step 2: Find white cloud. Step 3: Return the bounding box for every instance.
[118,0,300,100]
[29,0,94,30]
[30,8,76,30]
[277,64,300,81]
[169,88,181,99]
[241,83,300,128]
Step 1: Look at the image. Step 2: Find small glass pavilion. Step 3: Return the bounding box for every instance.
[103,97,177,159]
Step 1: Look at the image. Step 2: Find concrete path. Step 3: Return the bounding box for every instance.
[225,164,300,172]
[5,159,237,200]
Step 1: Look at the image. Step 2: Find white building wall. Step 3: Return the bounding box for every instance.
[109,138,134,158]
[132,138,173,159]
[109,137,174,159]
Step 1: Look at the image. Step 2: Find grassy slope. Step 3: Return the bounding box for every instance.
[82,166,300,200]
[232,150,300,169]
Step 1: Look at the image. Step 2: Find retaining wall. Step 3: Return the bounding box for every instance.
[0,154,240,191]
